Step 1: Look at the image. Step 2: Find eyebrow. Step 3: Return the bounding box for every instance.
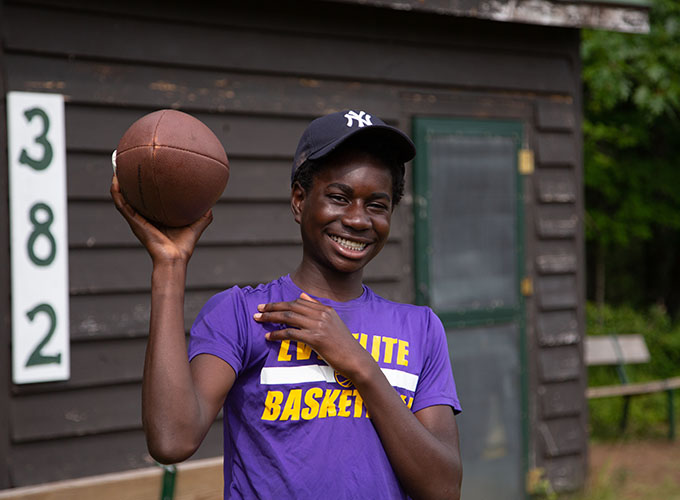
[327,182,391,202]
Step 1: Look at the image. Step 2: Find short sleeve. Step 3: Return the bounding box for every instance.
[411,309,462,414]
[188,286,250,376]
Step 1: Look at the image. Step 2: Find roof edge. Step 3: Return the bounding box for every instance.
[322,0,650,34]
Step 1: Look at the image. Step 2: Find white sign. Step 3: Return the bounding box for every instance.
[8,91,70,384]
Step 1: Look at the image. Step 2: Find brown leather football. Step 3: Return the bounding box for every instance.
[114,109,229,227]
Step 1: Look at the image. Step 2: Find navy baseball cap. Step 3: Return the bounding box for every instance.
[291,110,416,183]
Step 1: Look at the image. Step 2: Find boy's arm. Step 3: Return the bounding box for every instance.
[351,368,462,499]
[255,294,462,500]
[144,261,235,463]
[111,176,234,464]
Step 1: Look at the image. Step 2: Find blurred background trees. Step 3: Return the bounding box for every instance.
[582,0,680,320]
[583,0,680,440]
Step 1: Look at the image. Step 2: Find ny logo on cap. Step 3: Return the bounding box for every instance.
[344,110,372,128]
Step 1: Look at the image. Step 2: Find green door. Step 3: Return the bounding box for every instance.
[413,117,528,500]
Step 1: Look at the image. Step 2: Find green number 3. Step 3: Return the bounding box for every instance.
[27,202,56,266]
[19,107,53,171]
[25,303,61,367]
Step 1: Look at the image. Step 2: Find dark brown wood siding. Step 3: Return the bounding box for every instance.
[1,0,586,491]
[0,0,14,488]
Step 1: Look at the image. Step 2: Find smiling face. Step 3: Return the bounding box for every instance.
[292,148,394,279]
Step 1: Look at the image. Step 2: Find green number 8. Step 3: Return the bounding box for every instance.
[27,202,56,267]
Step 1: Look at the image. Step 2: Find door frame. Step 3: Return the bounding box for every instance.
[412,116,529,494]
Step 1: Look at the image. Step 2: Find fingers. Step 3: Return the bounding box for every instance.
[110,174,141,223]
[253,307,310,331]
[187,209,214,240]
[110,174,171,251]
[265,327,301,342]
[254,296,324,323]
[253,294,331,331]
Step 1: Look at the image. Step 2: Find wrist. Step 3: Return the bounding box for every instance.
[346,352,383,389]
[151,260,188,291]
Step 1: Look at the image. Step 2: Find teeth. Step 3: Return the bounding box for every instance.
[330,235,367,251]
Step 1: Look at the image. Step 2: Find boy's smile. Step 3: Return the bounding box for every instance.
[292,149,393,279]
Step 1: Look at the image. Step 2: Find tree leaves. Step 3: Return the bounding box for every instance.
[583,0,680,313]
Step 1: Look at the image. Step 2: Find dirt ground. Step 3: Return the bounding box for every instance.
[583,440,680,499]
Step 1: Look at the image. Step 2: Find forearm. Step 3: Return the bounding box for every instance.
[143,260,203,463]
[353,366,462,500]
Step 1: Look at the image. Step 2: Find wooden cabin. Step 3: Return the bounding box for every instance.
[0,0,649,497]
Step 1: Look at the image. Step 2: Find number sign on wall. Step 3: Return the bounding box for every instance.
[8,91,70,384]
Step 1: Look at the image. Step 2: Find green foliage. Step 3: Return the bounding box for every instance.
[528,468,558,500]
[583,0,680,315]
[562,465,680,500]
[583,0,680,246]
[561,466,626,500]
[587,302,680,439]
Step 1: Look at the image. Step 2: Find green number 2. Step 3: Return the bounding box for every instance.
[19,107,53,171]
[25,303,61,367]
[27,202,56,266]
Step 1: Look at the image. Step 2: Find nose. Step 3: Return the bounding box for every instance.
[341,202,371,231]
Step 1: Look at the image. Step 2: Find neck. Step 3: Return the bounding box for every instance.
[291,261,364,302]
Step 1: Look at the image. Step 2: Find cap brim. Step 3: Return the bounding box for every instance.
[307,124,416,164]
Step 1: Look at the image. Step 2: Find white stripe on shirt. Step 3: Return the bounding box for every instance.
[260,365,419,392]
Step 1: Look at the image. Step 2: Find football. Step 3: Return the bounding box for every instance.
[113,109,229,227]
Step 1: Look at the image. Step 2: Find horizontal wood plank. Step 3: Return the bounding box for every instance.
[536,241,578,275]
[539,381,583,419]
[536,205,578,239]
[543,454,586,493]
[69,290,216,340]
[4,4,575,94]
[536,132,578,167]
[535,100,576,132]
[537,276,578,311]
[6,0,583,55]
[535,170,577,204]
[536,254,577,275]
[401,90,534,121]
[11,339,146,395]
[69,201,300,247]
[538,417,584,458]
[68,243,403,293]
[64,105,305,157]
[587,377,680,399]
[11,384,142,442]
[9,424,222,487]
[6,53,401,120]
[537,310,579,347]
[67,152,294,202]
[0,457,222,500]
[538,345,581,383]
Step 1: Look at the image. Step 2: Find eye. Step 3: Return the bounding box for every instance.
[328,193,348,203]
[368,201,389,211]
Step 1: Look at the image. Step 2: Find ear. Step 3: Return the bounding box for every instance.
[291,181,305,224]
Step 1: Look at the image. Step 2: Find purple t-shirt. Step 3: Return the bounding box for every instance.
[189,275,460,499]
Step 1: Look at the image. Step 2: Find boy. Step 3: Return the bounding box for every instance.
[111,110,462,499]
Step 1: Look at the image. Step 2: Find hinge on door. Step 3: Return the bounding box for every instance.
[518,149,534,175]
[521,276,534,297]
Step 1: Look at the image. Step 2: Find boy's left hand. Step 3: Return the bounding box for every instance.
[253,293,375,381]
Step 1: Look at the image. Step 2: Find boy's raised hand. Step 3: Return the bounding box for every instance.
[110,174,212,265]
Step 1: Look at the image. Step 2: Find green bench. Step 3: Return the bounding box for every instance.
[585,334,680,440]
